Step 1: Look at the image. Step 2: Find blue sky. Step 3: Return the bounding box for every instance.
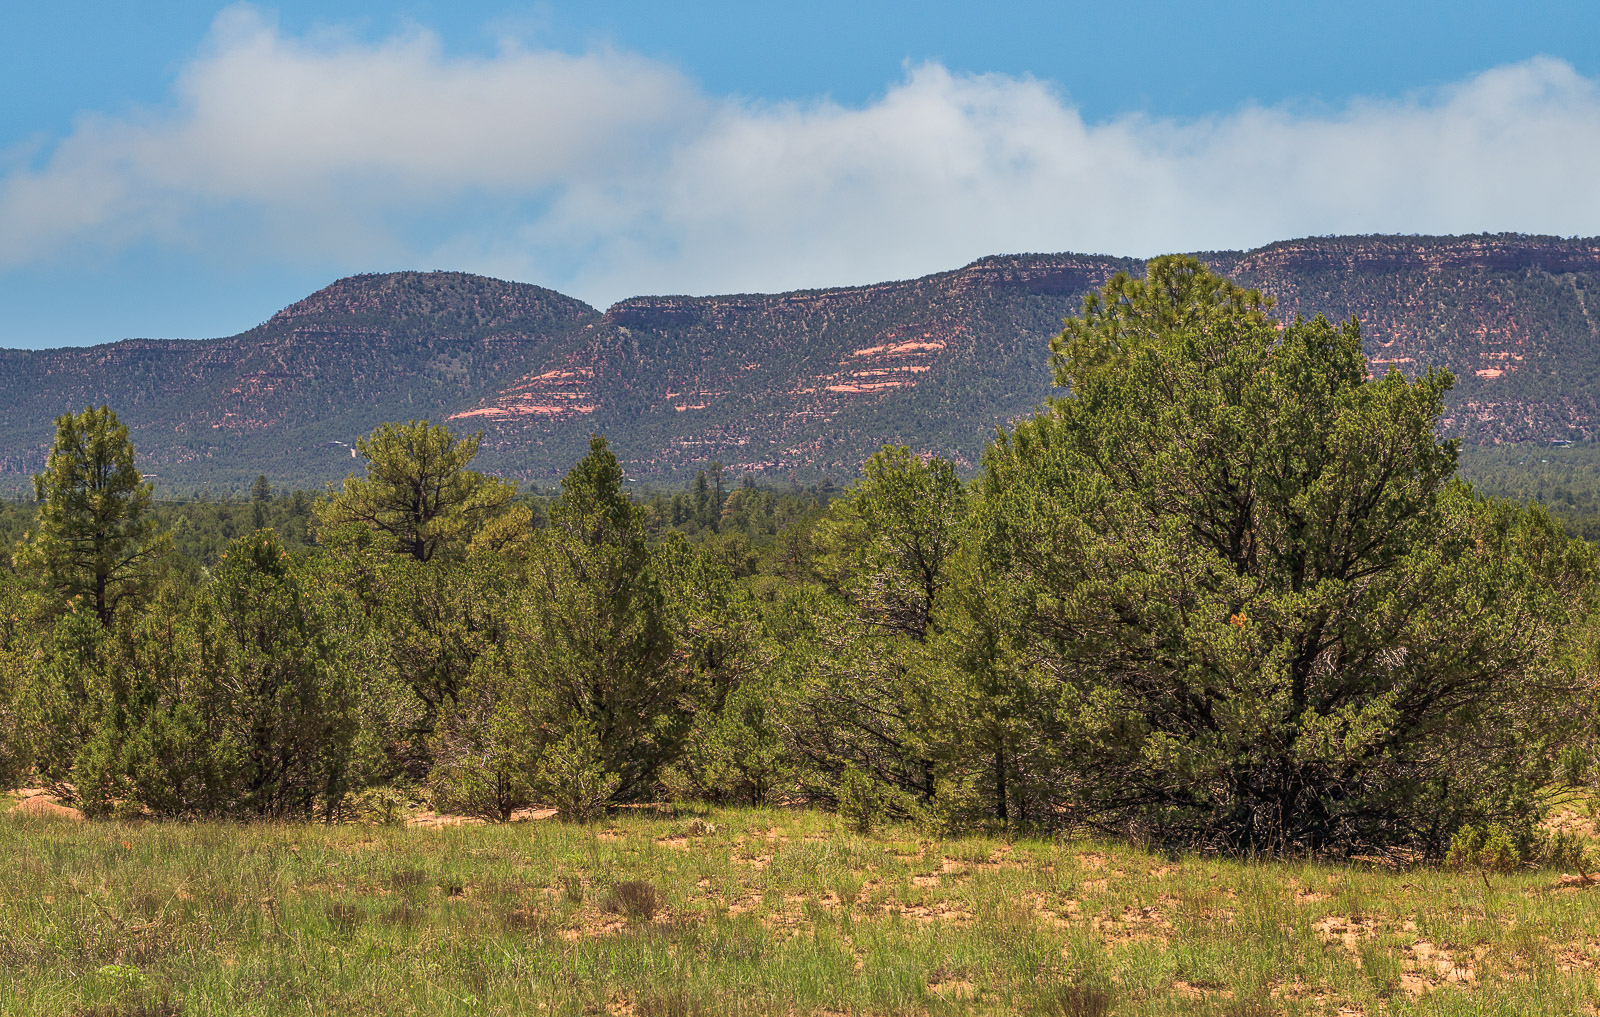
[3,1,1600,348]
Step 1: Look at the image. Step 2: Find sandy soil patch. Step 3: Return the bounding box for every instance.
[10,789,83,821]
[1313,914,1382,953]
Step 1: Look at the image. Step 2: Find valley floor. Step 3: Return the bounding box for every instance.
[4,795,1600,1016]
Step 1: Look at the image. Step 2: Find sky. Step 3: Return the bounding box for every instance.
[3,2,1600,348]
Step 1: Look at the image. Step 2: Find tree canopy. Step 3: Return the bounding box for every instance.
[2,259,1596,864]
[964,256,1596,852]
[315,420,519,562]
[17,405,169,627]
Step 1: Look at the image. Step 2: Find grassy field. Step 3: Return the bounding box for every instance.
[4,795,1600,1016]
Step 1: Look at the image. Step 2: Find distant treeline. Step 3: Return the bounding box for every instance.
[1458,444,1600,541]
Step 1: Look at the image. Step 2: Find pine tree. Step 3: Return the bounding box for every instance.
[251,475,272,530]
[315,421,517,562]
[18,406,169,626]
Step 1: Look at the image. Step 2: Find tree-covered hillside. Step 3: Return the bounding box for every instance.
[0,272,599,490]
[3,234,1600,490]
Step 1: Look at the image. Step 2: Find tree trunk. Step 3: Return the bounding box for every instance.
[994,745,1008,825]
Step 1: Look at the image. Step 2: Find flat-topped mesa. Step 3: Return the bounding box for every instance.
[601,297,726,330]
[600,255,1138,331]
[1223,234,1600,276]
[951,253,1140,295]
[266,271,598,331]
[3,233,1600,490]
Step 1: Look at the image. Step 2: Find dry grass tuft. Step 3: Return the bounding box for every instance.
[378,902,422,928]
[606,879,661,922]
[68,993,183,1017]
[325,902,362,934]
[387,866,428,890]
[633,989,703,1017]
[1036,984,1116,1017]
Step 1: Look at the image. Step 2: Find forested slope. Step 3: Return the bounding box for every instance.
[0,272,599,490]
[2,234,1599,491]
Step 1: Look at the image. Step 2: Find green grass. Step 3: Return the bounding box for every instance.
[3,802,1600,1016]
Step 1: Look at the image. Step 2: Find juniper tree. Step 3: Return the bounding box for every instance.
[966,256,1596,853]
[778,447,968,804]
[433,436,726,815]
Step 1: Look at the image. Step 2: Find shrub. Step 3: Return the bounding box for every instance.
[661,682,793,806]
[1541,829,1592,872]
[73,532,368,820]
[340,783,415,826]
[1446,824,1525,872]
[837,765,893,834]
[428,682,536,822]
[533,720,620,822]
[1445,822,1591,872]
[966,256,1598,854]
[911,775,993,836]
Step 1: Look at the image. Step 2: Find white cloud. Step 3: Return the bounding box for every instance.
[0,5,705,267]
[3,5,1600,305]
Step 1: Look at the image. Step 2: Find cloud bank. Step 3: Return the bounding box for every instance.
[4,5,1600,305]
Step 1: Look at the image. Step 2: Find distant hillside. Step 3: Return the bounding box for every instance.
[0,272,599,490]
[2,234,1598,491]
[1211,235,1600,444]
[451,253,1141,482]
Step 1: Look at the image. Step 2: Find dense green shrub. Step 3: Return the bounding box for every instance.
[16,604,109,799]
[1446,823,1591,872]
[68,531,375,819]
[532,720,621,822]
[662,681,792,806]
[0,572,26,791]
[961,256,1599,854]
[427,665,538,822]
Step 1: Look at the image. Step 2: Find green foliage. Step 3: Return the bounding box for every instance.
[203,530,367,817]
[510,437,686,799]
[68,531,374,819]
[16,605,109,797]
[1445,823,1590,872]
[1445,823,1527,872]
[376,550,518,773]
[5,286,1600,872]
[770,448,967,809]
[16,406,169,626]
[0,570,33,789]
[427,684,538,823]
[316,420,519,562]
[907,773,993,837]
[154,488,317,566]
[662,681,792,806]
[426,438,761,818]
[1458,443,1600,541]
[964,256,1598,853]
[532,719,621,822]
[832,445,966,640]
[836,765,893,834]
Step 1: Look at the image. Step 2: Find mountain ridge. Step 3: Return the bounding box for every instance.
[2,233,1598,491]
